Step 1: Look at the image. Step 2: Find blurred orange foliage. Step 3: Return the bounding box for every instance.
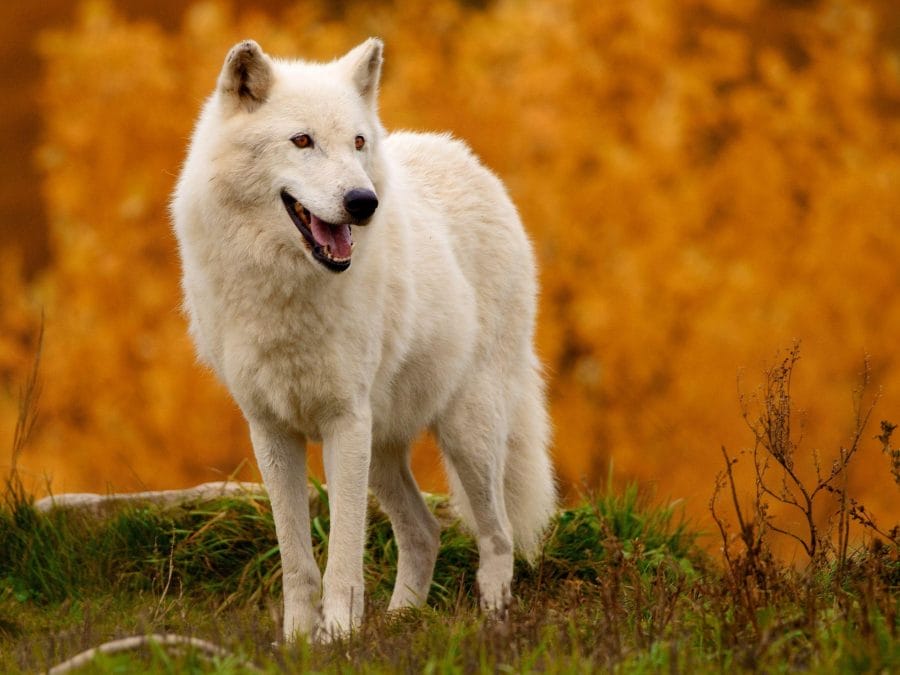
[2,0,899,531]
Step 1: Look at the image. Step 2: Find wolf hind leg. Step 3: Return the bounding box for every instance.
[369,441,441,610]
[434,380,514,613]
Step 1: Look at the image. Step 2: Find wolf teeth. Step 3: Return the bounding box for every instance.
[293,201,310,226]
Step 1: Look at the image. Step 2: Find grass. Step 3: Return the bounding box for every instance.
[1,341,898,672]
[0,480,701,672]
[0,476,896,673]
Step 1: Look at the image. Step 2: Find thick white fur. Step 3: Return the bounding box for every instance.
[171,38,556,641]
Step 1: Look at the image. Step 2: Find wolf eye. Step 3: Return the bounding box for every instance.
[355,135,365,151]
[291,133,313,149]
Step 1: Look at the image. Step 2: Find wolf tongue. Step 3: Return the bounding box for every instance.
[309,214,352,260]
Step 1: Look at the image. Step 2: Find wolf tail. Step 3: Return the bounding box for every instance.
[503,358,557,562]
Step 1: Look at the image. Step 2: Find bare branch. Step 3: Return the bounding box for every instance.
[47,634,258,674]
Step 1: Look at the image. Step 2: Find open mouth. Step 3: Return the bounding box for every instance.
[280,191,353,272]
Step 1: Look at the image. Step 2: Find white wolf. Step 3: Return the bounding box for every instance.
[171,38,555,640]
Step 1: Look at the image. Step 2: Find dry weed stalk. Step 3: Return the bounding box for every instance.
[710,344,900,666]
[713,343,900,578]
[725,345,893,566]
[6,319,42,504]
[710,444,777,644]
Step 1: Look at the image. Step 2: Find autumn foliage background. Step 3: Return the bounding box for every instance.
[1,0,899,535]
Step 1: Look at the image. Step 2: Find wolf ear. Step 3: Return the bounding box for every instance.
[338,38,383,106]
[218,40,274,113]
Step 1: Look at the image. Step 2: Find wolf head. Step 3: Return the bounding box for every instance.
[181,39,387,274]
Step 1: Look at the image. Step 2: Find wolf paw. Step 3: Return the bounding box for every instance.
[313,616,357,644]
[477,580,513,618]
[315,596,363,644]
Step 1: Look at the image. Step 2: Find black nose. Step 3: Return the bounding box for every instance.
[344,188,378,221]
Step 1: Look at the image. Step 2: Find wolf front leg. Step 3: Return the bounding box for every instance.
[248,419,321,642]
[318,407,373,641]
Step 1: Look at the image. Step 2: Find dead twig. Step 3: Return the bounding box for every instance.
[46,633,259,674]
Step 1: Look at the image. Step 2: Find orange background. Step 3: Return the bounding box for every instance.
[1,0,899,543]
